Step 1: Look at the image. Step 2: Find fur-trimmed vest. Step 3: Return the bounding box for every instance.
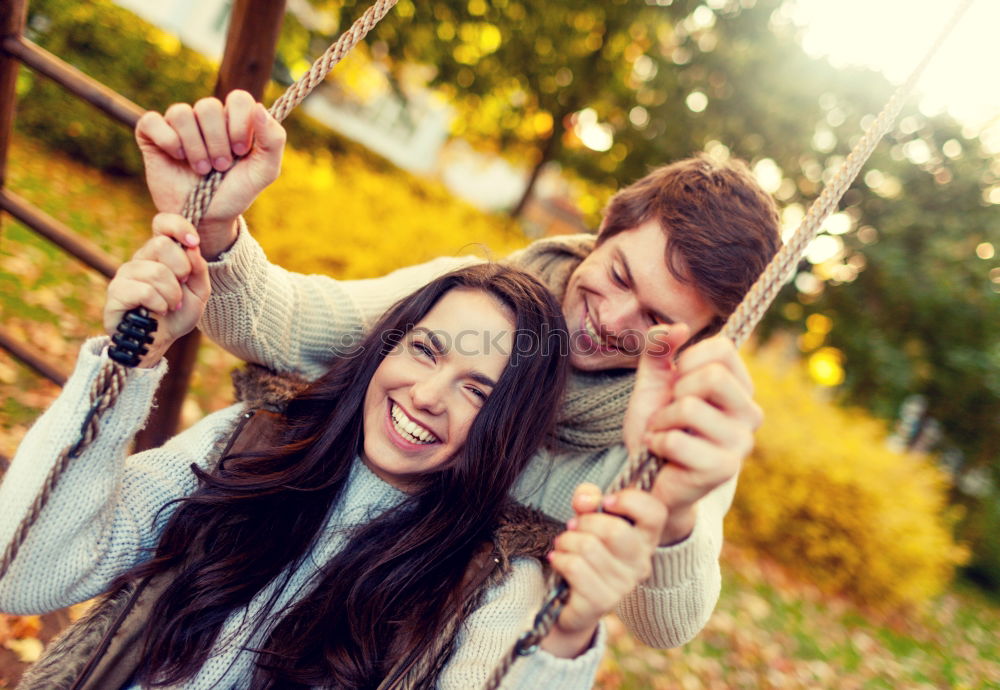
[16,367,562,690]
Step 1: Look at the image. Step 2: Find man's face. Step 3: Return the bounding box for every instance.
[562,220,717,372]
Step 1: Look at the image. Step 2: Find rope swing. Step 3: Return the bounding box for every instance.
[0,0,974,687]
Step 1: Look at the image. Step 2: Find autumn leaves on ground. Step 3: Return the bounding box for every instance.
[0,134,997,689]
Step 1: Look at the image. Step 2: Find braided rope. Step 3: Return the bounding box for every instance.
[0,363,127,579]
[485,3,973,686]
[724,0,972,349]
[0,0,398,583]
[182,0,399,229]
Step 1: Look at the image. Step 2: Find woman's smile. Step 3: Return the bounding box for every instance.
[385,399,441,448]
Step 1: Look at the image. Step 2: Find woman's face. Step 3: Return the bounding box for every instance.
[362,289,514,490]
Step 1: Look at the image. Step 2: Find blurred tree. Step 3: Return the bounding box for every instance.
[289,0,655,215]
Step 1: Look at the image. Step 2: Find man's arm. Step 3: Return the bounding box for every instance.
[615,475,736,647]
[617,327,762,646]
[197,220,480,378]
[515,327,761,648]
[138,93,482,376]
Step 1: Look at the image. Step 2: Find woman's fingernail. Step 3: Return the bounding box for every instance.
[174,301,183,311]
[232,142,248,156]
[184,233,199,247]
[603,495,618,509]
[195,160,211,175]
[214,156,231,171]
[566,518,578,530]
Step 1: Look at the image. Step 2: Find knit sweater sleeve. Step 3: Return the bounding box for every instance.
[513,444,730,649]
[200,218,481,380]
[439,557,606,690]
[0,337,243,615]
[615,475,735,648]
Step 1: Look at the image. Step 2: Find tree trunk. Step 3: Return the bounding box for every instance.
[511,110,566,219]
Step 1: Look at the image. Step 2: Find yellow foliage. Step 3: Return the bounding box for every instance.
[246,148,528,279]
[728,341,968,610]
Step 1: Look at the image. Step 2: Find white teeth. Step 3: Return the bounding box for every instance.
[584,313,602,343]
[390,402,438,444]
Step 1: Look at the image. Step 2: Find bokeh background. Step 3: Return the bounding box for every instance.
[1,0,998,687]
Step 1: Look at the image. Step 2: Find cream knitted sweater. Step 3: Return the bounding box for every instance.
[199,224,735,649]
[0,338,605,689]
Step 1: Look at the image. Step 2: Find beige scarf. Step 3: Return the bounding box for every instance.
[504,234,635,453]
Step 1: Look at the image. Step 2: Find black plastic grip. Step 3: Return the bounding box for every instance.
[108,307,158,367]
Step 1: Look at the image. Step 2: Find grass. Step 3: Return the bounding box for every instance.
[598,546,1000,689]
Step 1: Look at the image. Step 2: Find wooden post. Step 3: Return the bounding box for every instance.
[0,188,120,278]
[0,0,29,209]
[134,0,287,451]
[215,0,288,100]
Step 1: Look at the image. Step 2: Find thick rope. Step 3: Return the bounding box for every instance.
[484,2,973,686]
[0,0,398,583]
[605,0,974,507]
[723,0,974,349]
[0,363,128,579]
[182,0,399,228]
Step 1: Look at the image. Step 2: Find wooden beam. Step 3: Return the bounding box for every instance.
[0,323,69,386]
[1,35,145,129]
[215,0,288,100]
[0,188,120,279]
[0,0,28,194]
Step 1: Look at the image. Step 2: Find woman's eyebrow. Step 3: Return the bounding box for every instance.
[412,326,446,353]
[412,327,497,387]
[467,371,497,388]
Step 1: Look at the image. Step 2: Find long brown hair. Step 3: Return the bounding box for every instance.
[117,264,568,688]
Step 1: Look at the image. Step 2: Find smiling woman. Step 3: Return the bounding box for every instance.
[1,249,668,689]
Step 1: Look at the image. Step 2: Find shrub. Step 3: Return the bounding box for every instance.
[18,0,216,174]
[728,341,968,609]
[958,495,1000,592]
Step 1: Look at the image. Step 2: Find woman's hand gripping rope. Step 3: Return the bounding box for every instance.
[104,214,211,368]
[539,483,667,658]
[1,217,207,579]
